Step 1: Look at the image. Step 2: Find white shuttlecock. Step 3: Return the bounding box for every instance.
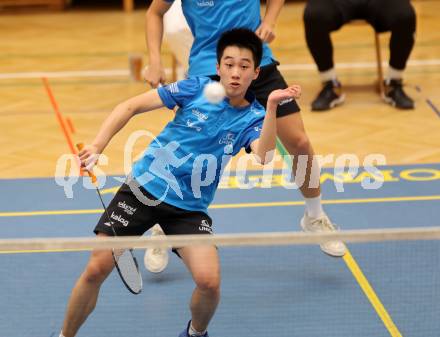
[203,81,226,104]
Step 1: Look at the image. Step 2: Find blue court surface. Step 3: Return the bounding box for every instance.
[0,163,439,337]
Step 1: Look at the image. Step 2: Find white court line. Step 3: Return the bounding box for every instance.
[279,59,440,71]
[1,59,440,80]
[0,69,130,80]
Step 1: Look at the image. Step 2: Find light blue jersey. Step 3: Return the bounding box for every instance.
[164,0,275,76]
[132,77,265,213]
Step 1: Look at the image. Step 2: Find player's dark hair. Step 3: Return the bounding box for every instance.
[216,28,263,68]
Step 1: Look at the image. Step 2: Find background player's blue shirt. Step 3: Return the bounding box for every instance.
[132,77,265,213]
[164,0,275,76]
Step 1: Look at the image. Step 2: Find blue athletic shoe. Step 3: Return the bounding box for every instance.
[179,321,209,337]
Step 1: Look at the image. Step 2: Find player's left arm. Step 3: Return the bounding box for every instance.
[256,0,285,43]
[250,85,301,164]
[89,90,165,154]
[250,104,277,165]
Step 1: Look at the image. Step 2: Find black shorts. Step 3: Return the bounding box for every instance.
[311,0,415,33]
[94,182,213,246]
[209,62,300,118]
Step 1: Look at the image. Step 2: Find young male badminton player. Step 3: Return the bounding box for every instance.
[59,28,301,337]
[143,0,347,274]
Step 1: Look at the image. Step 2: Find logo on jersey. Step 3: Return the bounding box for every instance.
[117,200,137,215]
[197,0,214,7]
[166,82,179,94]
[219,132,236,154]
[186,119,202,131]
[192,108,208,122]
[219,132,236,145]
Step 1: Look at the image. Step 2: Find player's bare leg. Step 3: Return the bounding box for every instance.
[178,245,220,336]
[61,233,114,337]
[277,113,346,257]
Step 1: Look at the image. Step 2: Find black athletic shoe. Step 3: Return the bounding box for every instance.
[311,79,345,111]
[382,79,414,109]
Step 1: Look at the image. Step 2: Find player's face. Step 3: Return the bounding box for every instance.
[217,46,260,99]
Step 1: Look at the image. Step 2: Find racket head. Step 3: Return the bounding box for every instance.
[112,248,143,295]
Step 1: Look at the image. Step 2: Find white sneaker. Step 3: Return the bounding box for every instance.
[144,224,169,273]
[300,213,347,257]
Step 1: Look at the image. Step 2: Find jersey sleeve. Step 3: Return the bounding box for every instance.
[157,77,201,109]
[240,117,264,154]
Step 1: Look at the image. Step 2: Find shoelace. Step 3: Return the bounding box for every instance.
[311,217,339,232]
[312,218,345,247]
[151,248,164,255]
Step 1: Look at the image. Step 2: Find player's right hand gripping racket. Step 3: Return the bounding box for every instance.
[76,143,142,294]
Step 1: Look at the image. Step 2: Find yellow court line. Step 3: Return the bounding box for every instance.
[211,194,440,209]
[0,209,103,217]
[343,250,402,337]
[101,186,119,195]
[1,194,439,217]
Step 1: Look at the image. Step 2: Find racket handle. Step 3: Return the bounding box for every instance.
[76,143,97,184]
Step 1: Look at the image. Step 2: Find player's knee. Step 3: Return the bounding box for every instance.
[391,7,416,31]
[194,272,221,294]
[297,136,312,155]
[83,259,112,284]
[283,133,311,156]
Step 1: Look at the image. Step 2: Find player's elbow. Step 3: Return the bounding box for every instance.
[117,101,138,117]
[146,5,163,21]
[145,6,154,19]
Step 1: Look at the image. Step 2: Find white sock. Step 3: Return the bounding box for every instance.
[59,332,66,337]
[305,195,324,218]
[319,68,337,82]
[188,322,207,337]
[151,224,164,235]
[387,66,403,81]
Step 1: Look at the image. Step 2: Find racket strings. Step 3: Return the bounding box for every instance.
[114,249,143,294]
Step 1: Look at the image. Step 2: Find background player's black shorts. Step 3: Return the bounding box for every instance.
[209,61,300,118]
[94,182,213,254]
